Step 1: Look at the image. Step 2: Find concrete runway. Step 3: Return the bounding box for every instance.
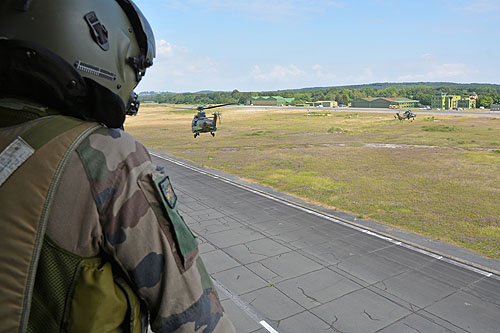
[231,105,500,118]
[150,151,500,333]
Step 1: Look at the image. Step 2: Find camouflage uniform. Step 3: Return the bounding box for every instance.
[0,109,235,332]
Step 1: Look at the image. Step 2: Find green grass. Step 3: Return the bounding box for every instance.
[327,127,345,134]
[305,112,331,117]
[422,125,459,132]
[127,104,500,258]
[242,130,273,136]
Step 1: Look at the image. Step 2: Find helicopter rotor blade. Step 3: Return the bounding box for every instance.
[199,103,233,111]
[160,103,233,112]
[169,105,198,111]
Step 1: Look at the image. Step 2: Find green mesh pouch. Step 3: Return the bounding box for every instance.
[27,237,142,333]
[27,237,82,332]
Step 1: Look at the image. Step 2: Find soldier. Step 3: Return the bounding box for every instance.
[0,0,235,332]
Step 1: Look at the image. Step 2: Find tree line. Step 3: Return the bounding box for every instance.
[139,84,500,108]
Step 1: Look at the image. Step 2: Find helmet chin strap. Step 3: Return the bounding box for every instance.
[83,77,126,128]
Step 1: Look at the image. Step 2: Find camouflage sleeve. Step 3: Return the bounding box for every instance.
[76,127,235,332]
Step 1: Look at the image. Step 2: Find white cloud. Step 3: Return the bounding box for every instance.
[139,39,486,92]
[398,63,478,81]
[428,63,472,79]
[397,73,427,81]
[312,64,337,80]
[154,40,215,74]
[137,39,218,91]
[345,67,374,83]
[249,63,339,86]
[450,0,500,13]
[420,53,433,61]
[251,64,306,81]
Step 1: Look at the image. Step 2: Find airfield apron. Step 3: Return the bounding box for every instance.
[0,113,142,333]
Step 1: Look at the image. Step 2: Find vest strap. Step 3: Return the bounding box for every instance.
[0,116,100,333]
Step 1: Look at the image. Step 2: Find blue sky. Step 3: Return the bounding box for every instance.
[133,0,500,93]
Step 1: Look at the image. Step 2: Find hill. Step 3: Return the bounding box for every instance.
[275,82,500,93]
[140,82,500,95]
[139,82,500,107]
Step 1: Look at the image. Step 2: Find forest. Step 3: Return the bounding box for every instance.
[139,82,500,108]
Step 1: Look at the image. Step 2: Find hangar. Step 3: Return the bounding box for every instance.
[249,96,295,106]
[313,101,338,107]
[351,97,419,108]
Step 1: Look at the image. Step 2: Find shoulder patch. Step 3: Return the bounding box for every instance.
[151,174,198,269]
[157,176,177,209]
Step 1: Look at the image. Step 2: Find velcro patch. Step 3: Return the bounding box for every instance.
[157,176,177,208]
[0,137,34,187]
[153,175,198,261]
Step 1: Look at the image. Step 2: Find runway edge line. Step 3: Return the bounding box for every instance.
[151,152,500,282]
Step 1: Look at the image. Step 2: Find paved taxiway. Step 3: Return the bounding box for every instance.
[231,105,500,118]
[150,151,500,333]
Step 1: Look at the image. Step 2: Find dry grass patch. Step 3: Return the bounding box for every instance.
[126,104,500,258]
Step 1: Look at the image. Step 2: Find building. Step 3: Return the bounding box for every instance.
[431,93,460,109]
[457,98,476,109]
[351,97,419,108]
[432,93,477,110]
[491,104,500,111]
[249,96,295,106]
[313,101,338,107]
[304,101,338,107]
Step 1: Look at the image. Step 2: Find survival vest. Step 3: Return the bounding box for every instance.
[0,110,143,333]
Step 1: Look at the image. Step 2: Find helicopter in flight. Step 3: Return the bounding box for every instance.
[394,109,416,121]
[191,103,232,138]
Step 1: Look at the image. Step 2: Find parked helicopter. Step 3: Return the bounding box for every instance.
[395,109,416,121]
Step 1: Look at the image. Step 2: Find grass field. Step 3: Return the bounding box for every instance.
[126,104,500,258]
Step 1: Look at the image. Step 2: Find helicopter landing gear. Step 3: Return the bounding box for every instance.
[211,132,215,137]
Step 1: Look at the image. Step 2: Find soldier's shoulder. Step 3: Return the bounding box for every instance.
[75,126,153,188]
[88,127,146,151]
[78,126,150,165]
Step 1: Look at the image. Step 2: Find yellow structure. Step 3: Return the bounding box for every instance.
[431,93,461,109]
[457,98,477,109]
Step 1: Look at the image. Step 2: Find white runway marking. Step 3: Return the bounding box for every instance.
[151,152,498,280]
[151,152,498,328]
[259,320,280,333]
[212,278,280,332]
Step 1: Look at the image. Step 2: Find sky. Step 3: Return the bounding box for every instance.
[133,0,500,93]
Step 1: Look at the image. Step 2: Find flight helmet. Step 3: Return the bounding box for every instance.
[0,0,155,127]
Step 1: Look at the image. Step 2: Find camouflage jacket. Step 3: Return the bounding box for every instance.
[0,111,235,332]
